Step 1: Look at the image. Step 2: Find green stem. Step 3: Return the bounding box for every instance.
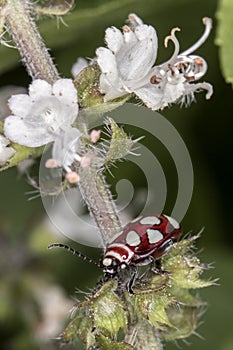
[2,0,59,83]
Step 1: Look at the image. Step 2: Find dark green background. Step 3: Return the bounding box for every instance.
[0,0,232,349]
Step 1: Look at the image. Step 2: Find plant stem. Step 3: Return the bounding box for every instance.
[2,0,59,83]
[77,112,122,245]
[78,163,122,246]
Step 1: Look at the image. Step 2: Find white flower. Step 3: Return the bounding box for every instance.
[0,134,15,165]
[45,126,91,184]
[52,126,81,171]
[71,57,89,78]
[96,13,157,101]
[96,14,213,110]
[4,79,78,147]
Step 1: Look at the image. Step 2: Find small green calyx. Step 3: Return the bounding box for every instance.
[73,63,130,112]
[61,236,214,349]
[104,118,135,166]
[62,279,128,348]
[0,138,44,172]
[73,63,104,109]
[96,333,134,350]
[93,281,128,337]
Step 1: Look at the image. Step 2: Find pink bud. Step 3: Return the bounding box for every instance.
[90,129,101,143]
[66,171,80,184]
[45,158,58,168]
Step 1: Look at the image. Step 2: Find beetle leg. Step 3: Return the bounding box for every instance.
[127,264,138,294]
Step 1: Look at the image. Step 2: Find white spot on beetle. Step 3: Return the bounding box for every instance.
[140,216,161,225]
[164,215,180,229]
[146,229,163,244]
[102,257,113,266]
[126,230,141,246]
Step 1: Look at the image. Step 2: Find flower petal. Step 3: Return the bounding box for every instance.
[123,30,138,44]
[4,115,54,147]
[117,25,158,80]
[134,79,185,111]
[128,13,144,26]
[52,79,78,105]
[52,127,81,167]
[0,134,9,147]
[29,79,53,98]
[96,47,125,99]
[96,47,118,81]
[0,135,15,165]
[105,27,124,53]
[71,57,89,78]
[24,97,78,131]
[8,94,33,118]
[5,79,79,148]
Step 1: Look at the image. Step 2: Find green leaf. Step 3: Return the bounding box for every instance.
[148,292,174,329]
[162,237,195,260]
[62,306,95,347]
[168,286,205,307]
[96,333,133,350]
[216,0,233,85]
[161,237,214,289]
[93,280,127,337]
[162,305,198,340]
[134,291,174,330]
[62,280,128,346]
[132,272,169,294]
[165,254,213,289]
[0,141,44,172]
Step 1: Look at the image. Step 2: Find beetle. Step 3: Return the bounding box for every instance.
[101,214,181,276]
[48,214,181,293]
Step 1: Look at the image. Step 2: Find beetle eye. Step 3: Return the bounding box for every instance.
[111,259,118,267]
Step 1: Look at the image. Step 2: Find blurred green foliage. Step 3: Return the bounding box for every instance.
[0,0,233,349]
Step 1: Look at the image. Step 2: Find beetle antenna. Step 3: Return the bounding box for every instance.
[48,243,102,268]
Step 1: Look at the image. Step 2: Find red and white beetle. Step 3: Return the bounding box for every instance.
[101,214,181,275]
[48,214,181,291]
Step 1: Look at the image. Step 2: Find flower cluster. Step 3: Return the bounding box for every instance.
[4,79,90,182]
[4,79,78,147]
[96,14,213,110]
[2,14,213,173]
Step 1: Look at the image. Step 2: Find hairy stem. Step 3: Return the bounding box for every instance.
[76,111,122,245]
[78,163,122,246]
[2,0,59,83]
